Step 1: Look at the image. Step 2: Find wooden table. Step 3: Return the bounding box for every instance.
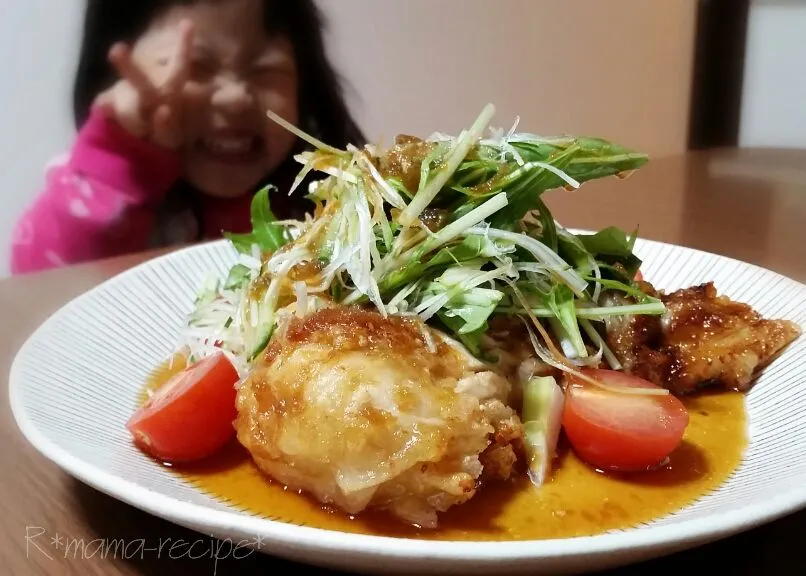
[2,148,805,575]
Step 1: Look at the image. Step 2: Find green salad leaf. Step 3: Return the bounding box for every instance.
[224,185,288,255]
[576,226,642,278]
[182,103,662,375]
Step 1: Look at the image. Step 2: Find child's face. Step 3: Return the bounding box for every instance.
[132,0,299,199]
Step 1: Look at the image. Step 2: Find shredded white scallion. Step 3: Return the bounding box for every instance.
[294,281,308,318]
[176,101,654,400]
[469,226,589,297]
[397,103,496,227]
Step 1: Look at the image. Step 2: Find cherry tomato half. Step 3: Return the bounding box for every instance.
[562,369,689,472]
[126,352,239,463]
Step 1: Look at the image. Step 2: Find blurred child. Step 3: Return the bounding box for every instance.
[10,0,364,274]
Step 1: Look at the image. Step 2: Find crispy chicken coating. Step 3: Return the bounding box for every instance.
[234,306,522,528]
[604,282,801,394]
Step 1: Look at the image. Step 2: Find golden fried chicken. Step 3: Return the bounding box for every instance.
[234,306,522,528]
[604,282,801,395]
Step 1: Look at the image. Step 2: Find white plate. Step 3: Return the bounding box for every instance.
[8,237,806,575]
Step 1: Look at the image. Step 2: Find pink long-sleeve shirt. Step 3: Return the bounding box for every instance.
[9,109,257,275]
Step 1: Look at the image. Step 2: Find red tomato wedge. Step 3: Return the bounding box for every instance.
[126,352,239,463]
[562,369,689,472]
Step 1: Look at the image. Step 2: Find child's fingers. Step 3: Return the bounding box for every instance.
[113,84,151,138]
[108,42,158,102]
[163,19,194,95]
[92,82,149,138]
[150,103,182,149]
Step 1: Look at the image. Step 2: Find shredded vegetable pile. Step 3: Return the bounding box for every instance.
[179,103,665,394]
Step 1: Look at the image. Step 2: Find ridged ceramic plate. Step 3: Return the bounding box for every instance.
[9,237,806,575]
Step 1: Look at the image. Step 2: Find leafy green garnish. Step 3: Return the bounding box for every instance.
[539,284,586,358]
[582,276,658,304]
[224,185,288,255]
[423,272,504,335]
[437,312,488,357]
[224,264,251,290]
[189,103,660,379]
[576,226,642,277]
[556,228,593,275]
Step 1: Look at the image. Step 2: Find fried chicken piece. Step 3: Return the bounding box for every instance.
[604,282,801,394]
[234,306,522,528]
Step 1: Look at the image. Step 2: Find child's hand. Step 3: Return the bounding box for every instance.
[94,20,194,150]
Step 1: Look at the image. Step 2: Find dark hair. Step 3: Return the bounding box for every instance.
[73,0,364,146]
[72,0,365,221]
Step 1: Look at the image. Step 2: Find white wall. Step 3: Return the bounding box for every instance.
[0,0,83,276]
[740,0,806,148]
[0,0,696,276]
[319,0,696,158]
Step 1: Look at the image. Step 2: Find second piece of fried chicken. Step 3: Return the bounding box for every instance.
[604,282,801,395]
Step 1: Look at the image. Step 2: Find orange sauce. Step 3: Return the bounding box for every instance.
[138,353,188,404]
[142,362,747,541]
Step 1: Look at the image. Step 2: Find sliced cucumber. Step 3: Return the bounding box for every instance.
[247,323,274,361]
[244,284,279,361]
